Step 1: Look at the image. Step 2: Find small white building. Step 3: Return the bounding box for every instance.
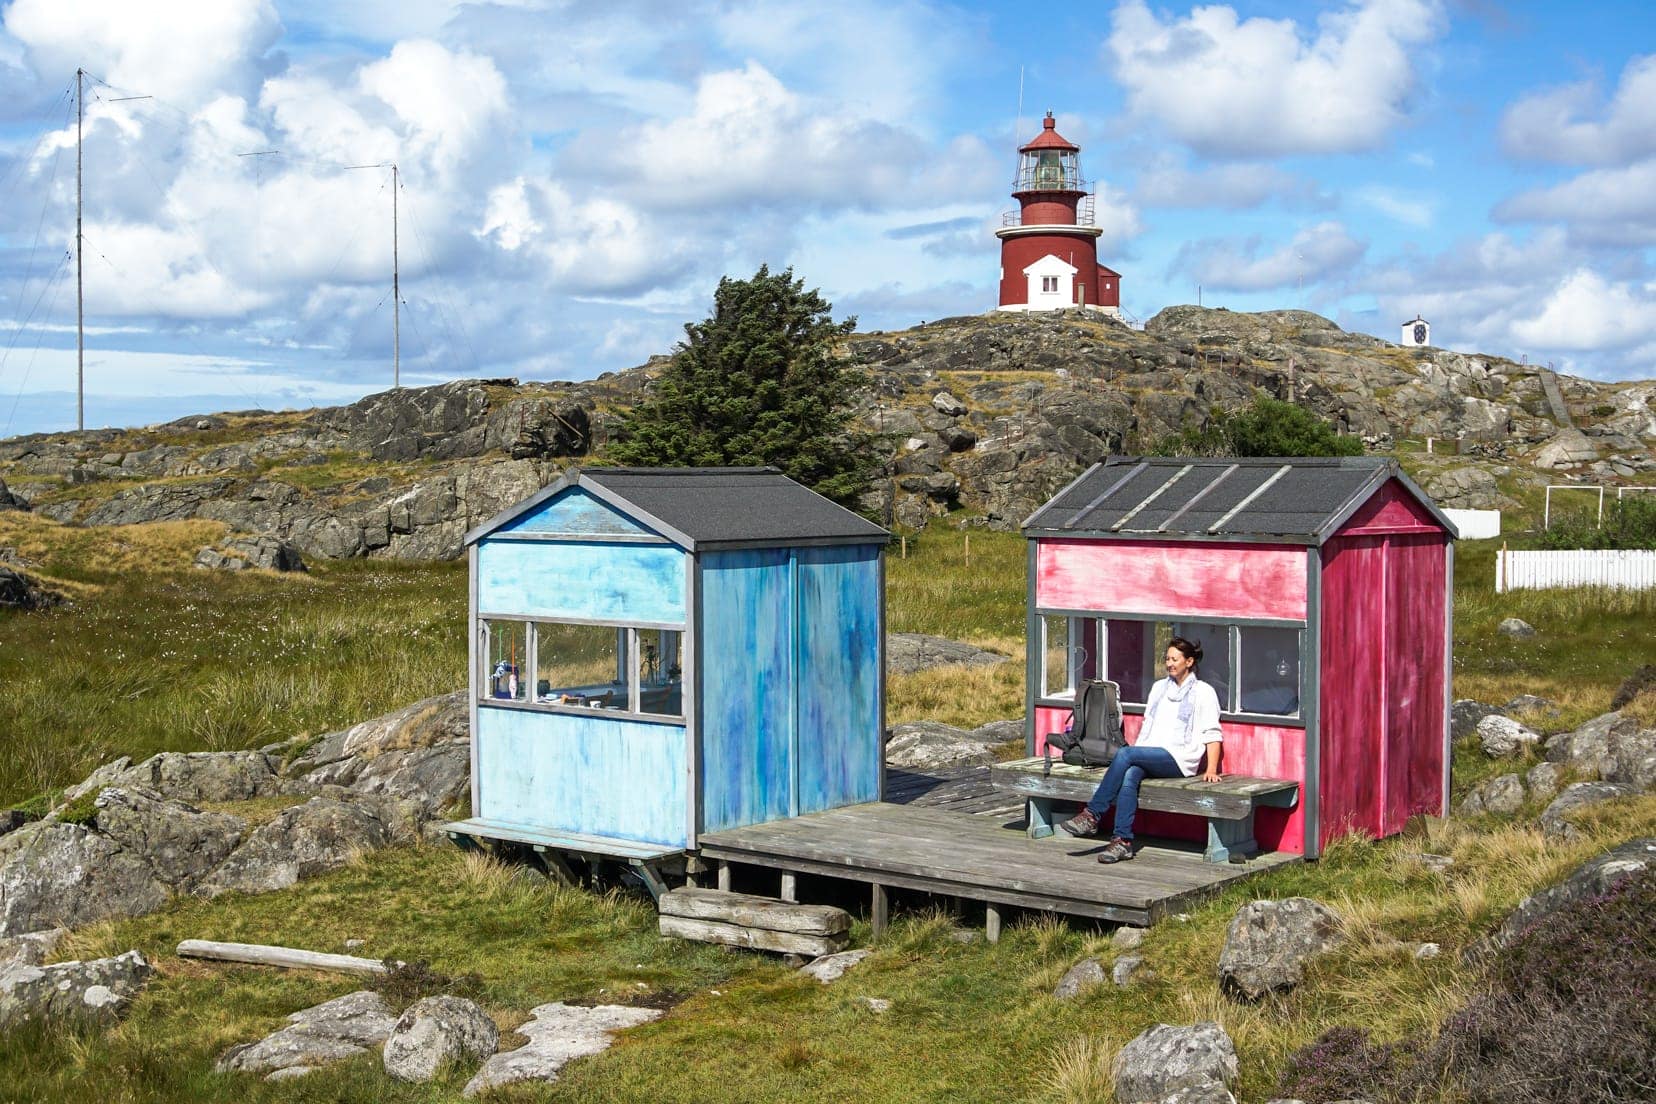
[1401,316,1431,348]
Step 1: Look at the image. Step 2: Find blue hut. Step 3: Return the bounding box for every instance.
[447,467,889,867]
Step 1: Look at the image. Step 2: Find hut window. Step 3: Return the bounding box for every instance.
[1042,615,1101,699]
[1107,620,1230,709]
[1238,626,1301,716]
[1172,622,1231,713]
[533,622,628,710]
[481,619,528,701]
[635,628,684,718]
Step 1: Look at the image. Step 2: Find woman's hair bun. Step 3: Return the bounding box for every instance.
[1167,635,1203,667]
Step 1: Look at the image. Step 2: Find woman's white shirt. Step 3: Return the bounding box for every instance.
[1136,675,1222,776]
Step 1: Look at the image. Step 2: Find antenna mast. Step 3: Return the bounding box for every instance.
[392,163,399,389]
[75,68,84,431]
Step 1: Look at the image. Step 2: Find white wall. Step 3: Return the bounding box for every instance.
[1444,508,1500,540]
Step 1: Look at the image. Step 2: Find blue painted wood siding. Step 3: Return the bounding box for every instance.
[477,538,686,624]
[475,706,688,847]
[795,545,882,813]
[698,545,882,832]
[499,487,661,538]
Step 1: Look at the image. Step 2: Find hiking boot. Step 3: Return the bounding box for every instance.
[1097,837,1135,864]
[1059,808,1103,838]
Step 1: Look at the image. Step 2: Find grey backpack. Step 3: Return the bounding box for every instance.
[1044,679,1125,769]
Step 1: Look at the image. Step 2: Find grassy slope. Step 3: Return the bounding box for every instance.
[2,518,1655,1102]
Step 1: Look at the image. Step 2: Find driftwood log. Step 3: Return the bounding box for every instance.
[176,940,392,976]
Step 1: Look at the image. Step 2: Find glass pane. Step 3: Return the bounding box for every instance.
[482,619,527,702]
[1238,626,1302,716]
[1173,622,1231,711]
[1042,615,1071,698]
[636,628,684,718]
[534,623,628,710]
[1105,619,1152,703]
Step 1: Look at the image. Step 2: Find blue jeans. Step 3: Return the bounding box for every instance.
[1084,746,1183,840]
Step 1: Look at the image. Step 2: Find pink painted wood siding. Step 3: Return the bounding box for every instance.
[1339,479,1443,535]
[1318,535,1387,843]
[1384,535,1448,829]
[1031,705,1306,854]
[1037,539,1306,620]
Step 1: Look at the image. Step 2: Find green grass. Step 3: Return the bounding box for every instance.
[5,514,1656,1102]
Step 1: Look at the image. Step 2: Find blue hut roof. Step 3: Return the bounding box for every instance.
[1023,456,1456,544]
[466,467,890,551]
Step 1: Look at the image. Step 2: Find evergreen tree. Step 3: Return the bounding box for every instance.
[611,265,872,504]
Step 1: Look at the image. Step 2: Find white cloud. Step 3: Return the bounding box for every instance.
[1175,221,1366,291]
[4,0,279,107]
[1132,153,1325,210]
[1495,158,1656,245]
[1500,54,1656,166]
[1104,0,1443,158]
[1510,269,1656,352]
[477,177,691,295]
[1355,185,1433,227]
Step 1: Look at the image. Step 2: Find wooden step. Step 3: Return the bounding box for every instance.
[658,887,853,955]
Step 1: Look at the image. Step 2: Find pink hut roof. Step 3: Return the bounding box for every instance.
[1020,113,1079,153]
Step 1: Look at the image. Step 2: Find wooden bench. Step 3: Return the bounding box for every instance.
[988,757,1299,864]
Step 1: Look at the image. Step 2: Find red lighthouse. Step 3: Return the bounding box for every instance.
[996,113,1122,317]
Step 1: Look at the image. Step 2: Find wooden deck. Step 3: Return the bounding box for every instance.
[700,767,1300,926]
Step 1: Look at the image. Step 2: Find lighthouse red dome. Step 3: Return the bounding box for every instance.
[994,111,1122,317]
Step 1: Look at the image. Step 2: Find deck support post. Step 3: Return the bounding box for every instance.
[779,872,797,903]
[528,845,579,886]
[717,861,732,892]
[684,855,707,888]
[985,902,1003,944]
[871,883,888,939]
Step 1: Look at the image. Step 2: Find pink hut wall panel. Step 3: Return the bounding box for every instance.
[1031,708,1306,854]
[1384,535,1449,825]
[1036,540,1306,621]
[1318,535,1388,844]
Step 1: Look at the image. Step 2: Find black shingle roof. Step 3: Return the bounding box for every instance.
[1024,456,1454,544]
[469,467,889,550]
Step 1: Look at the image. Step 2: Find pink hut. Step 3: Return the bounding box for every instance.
[1022,456,1457,858]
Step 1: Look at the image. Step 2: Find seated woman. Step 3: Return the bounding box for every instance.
[1059,636,1223,863]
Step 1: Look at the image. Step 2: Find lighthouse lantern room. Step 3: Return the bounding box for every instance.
[996,112,1122,318]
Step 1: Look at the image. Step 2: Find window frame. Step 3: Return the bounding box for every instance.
[1032,606,1307,727]
[476,612,688,725]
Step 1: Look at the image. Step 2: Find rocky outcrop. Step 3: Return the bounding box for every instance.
[1217,898,1345,1000]
[382,995,499,1083]
[0,949,152,1029]
[883,721,1002,770]
[100,751,291,804]
[90,787,245,890]
[463,1002,663,1097]
[1538,782,1639,840]
[798,948,871,984]
[194,536,307,572]
[1114,1021,1239,1104]
[886,632,1010,676]
[197,797,395,897]
[217,990,398,1080]
[1472,838,1656,960]
[0,565,64,610]
[0,822,169,936]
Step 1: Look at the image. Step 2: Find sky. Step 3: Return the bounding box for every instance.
[0,0,1652,437]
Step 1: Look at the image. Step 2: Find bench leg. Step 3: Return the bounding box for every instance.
[1028,797,1055,839]
[1204,815,1259,864]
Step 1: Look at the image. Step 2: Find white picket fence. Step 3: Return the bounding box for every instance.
[1495,548,1656,592]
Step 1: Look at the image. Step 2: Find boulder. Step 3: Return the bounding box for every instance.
[463,1002,663,1097]
[1052,957,1105,999]
[0,949,152,1029]
[1160,1086,1238,1104]
[971,718,1025,745]
[1112,926,1146,952]
[1113,954,1150,987]
[1524,761,1566,803]
[291,691,468,774]
[193,536,307,573]
[1538,782,1638,841]
[1460,774,1525,816]
[1534,428,1598,468]
[1472,838,1656,959]
[89,787,244,889]
[1113,1021,1239,1104]
[798,948,872,984]
[885,632,1009,676]
[0,477,26,511]
[1545,711,1628,778]
[0,822,168,936]
[1496,617,1536,639]
[1610,665,1656,711]
[0,565,65,611]
[0,927,66,967]
[216,990,398,1079]
[883,722,998,770]
[1476,715,1540,758]
[1217,898,1344,1000]
[57,756,134,806]
[196,797,393,897]
[382,995,499,1082]
[1501,693,1555,716]
[340,744,471,825]
[932,391,968,417]
[1450,699,1502,741]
